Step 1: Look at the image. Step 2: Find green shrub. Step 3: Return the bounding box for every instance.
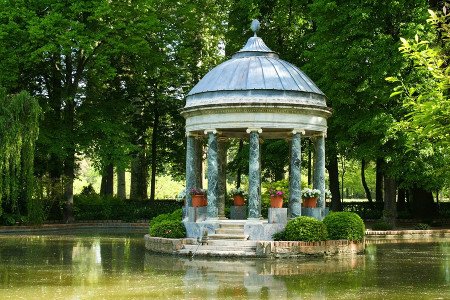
[73,194,182,221]
[272,230,286,241]
[371,220,393,231]
[150,209,182,227]
[323,212,365,242]
[149,220,186,238]
[414,223,431,230]
[284,216,328,242]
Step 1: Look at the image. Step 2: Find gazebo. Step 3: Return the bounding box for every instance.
[181,20,331,239]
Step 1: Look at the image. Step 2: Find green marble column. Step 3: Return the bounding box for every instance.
[206,130,219,218]
[314,134,326,208]
[194,137,203,189]
[185,134,196,209]
[218,139,228,218]
[289,131,302,218]
[247,129,261,219]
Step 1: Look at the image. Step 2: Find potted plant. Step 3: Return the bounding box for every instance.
[190,188,207,207]
[269,189,284,208]
[230,187,246,206]
[301,188,321,208]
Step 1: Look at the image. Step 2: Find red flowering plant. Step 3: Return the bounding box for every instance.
[189,187,207,196]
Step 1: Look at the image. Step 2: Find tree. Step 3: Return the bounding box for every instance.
[303,0,429,212]
[0,88,41,223]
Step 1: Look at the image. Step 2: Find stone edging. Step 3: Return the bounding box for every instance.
[144,235,365,258]
[144,234,195,254]
[256,240,365,258]
[366,229,450,236]
[0,222,148,233]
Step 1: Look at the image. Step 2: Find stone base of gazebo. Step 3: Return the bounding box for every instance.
[184,219,285,241]
[184,207,330,241]
[302,207,330,221]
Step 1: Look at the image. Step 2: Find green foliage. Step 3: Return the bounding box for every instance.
[272,230,286,241]
[149,209,183,227]
[414,223,431,230]
[371,220,394,231]
[285,216,328,242]
[149,220,186,239]
[149,208,185,238]
[323,212,365,242]
[73,195,181,221]
[0,88,41,220]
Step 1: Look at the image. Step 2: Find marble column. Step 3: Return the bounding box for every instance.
[247,128,262,220]
[194,137,203,189]
[217,138,228,218]
[185,134,197,209]
[289,130,303,218]
[313,134,326,209]
[206,130,219,219]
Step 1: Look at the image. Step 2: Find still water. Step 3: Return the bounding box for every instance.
[0,230,449,299]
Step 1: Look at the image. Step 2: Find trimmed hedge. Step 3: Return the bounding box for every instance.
[323,212,365,242]
[149,220,186,238]
[285,216,328,242]
[73,194,182,221]
[149,209,185,238]
[371,220,393,231]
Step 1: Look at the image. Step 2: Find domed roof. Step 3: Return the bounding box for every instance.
[187,33,324,98]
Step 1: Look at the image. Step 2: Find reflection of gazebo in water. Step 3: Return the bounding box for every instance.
[181,20,331,240]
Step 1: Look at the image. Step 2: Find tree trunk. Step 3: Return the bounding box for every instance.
[410,187,437,219]
[63,149,75,223]
[63,100,75,223]
[382,176,397,227]
[130,151,148,200]
[375,158,384,203]
[236,139,243,188]
[130,157,139,199]
[327,153,342,211]
[117,168,126,200]
[100,163,114,196]
[149,105,159,202]
[361,159,373,205]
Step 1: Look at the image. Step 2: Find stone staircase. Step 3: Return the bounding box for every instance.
[179,221,257,257]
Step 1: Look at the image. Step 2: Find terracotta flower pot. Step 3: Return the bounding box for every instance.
[270,195,283,208]
[233,195,245,206]
[302,197,317,208]
[192,194,206,207]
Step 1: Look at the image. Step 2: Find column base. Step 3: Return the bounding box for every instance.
[188,207,207,222]
[230,205,247,220]
[301,207,329,221]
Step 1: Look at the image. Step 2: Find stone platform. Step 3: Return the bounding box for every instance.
[146,219,365,258]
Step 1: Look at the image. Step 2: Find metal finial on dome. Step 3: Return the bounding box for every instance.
[251,19,260,36]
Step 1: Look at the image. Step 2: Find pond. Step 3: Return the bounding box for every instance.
[0,230,449,299]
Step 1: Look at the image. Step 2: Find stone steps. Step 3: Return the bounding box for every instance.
[215,228,246,235]
[178,248,256,257]
[208,233,249,240]
[207,240,256,247]
[182,244,256,252]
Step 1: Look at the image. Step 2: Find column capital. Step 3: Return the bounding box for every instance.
[292,129,305,135]
[204,129,218,135]
[186,131,202,138]
[246,128,262,134]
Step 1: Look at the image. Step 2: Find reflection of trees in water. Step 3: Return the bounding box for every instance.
[440,242,450,284]
[72,239,103,284]
[144,253,365,299]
